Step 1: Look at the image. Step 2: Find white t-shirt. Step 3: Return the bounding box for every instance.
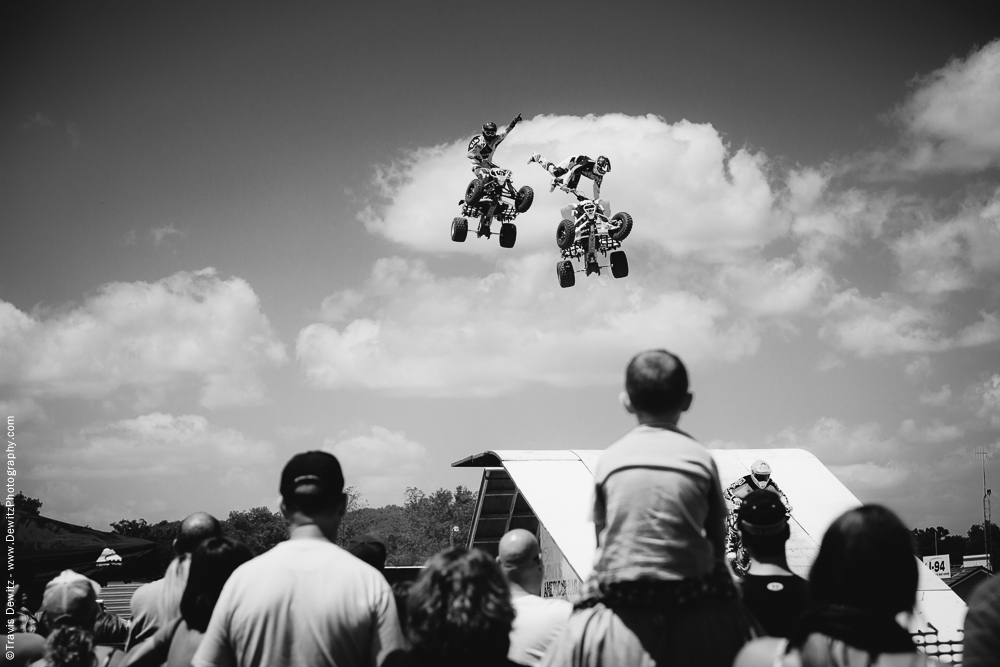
[508,590,573,667]
[192,538,403,667]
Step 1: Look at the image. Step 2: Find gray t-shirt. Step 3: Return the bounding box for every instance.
[592,423,726,582]
[508,590,573,666]
[192,538,404,667]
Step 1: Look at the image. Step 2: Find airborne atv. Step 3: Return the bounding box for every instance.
[553,188,632,288]
[451,167,534,248]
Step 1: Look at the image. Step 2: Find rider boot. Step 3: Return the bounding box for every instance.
[527,152,542,165]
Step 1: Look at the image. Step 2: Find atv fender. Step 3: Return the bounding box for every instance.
[560,204,576,222]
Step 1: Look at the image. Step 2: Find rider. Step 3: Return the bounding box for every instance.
[468,114,522,178]
[528,152,610,199]
[724,460,792,574]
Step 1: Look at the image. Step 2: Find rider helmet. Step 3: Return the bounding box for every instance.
[595,155,611,175]
[482,122,498,139]
[750,460,771,489]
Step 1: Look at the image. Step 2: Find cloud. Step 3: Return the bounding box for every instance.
[975,374,1000,428]
[820,290,1000,357]
[715,258,831,316]
[323,426,429,506]
[31,412,276,481]
[892,39,1000,172]
[892,187,1000,296]
[22,112,53,129]
[919,385,952,407]
[360,114,784,261]
[0,268,287,408]
[150,224,183,245]
[899,418,964,444]
[297,254,760,397]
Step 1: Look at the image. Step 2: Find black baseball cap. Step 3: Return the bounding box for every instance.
[347,533,388,571]
[279,451,345,499]
[737,490,788,536]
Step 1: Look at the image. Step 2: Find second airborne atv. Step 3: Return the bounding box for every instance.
[450,167,534,248]
[554,188,632,288]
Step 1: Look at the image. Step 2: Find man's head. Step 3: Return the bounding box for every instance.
[173,511,223,556]
[497,529,543,595]
[482,121,497,139]
[621,349,692,421]
[347,533,388,572]
[279,451,347,534]
[737,490,790,561]
[750,460,772,489]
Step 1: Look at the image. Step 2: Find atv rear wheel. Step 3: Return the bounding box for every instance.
[515,185,534,213]
[610,250,629,278]
[556,220,576,249]
[499,223,517,248]
[557,260,575,288]
[465,179,485,206]
[609,212,633,242]
[451,217,468,243]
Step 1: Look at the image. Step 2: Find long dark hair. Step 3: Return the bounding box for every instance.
[808,505,918,616]
[179,537,253,632]
[406,547,515,665]
[44,627,95,667]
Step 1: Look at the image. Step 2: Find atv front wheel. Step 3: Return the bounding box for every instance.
[556,220,575,249]
[451,217,468,243]
[499,223,517,248]
[610,250,629,278]
[609,212,633,242]
[514,185,534,213]
[465,179,485,206]
[557,260,575,288]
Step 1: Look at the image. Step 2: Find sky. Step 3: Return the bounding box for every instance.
[2,1,1000,535]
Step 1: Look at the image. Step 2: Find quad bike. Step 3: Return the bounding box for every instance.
[451,166,534,248]
[553,187,632,288]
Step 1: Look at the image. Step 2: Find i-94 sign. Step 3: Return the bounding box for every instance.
[922,555,951,578]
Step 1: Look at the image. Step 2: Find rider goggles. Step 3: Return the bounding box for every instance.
[753,473,770,486]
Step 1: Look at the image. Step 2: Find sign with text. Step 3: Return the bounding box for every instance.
[922,554,951,578]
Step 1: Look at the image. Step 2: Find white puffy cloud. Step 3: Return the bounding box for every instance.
[975,374,1000,428]
[899,418,964,444]
[150,224,183,246]
[297,254,759,397]
[361,114,783,260]
[892,187,1000,296]
[919,385,952,407]
[893,39,1000,172]
[0,269,287,408]
[715,258,830,316]
[820,290,1000,357]
[323,426,429,507]
[30,412,276,481]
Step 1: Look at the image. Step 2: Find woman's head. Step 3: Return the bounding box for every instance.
[809,505,918,616]
[38,571,102,634]
[179,536,254,632]
[406,547,515,663]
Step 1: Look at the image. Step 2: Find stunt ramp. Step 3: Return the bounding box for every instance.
[453,448,966,637]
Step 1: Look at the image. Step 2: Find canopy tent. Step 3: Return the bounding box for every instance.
[13,510,160,586]
[454,448,967,638]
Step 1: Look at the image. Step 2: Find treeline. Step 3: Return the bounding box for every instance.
[108,485,477,577]
[911,522,1000,568]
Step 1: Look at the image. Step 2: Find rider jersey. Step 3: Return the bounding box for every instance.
[468,127,511,164]
[725,476,791,512]
[553,155,605,190]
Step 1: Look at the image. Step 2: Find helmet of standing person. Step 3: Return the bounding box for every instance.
[482,122,497,139]
[595,156,611,175]
[750,460,772,489]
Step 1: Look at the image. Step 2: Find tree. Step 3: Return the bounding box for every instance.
[966,522,1000,570]
[13,491,42,515]
[109,518,180,576]
[222,507,288,556]
[911,526,967,564]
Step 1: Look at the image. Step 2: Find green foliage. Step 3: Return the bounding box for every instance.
[13,491,42,515]
[221,507,289,556]
[338,485,478,566]
[109,517,180,576]
[966,521,1000,568]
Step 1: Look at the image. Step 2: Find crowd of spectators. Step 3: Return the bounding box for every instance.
[10,349,999,667]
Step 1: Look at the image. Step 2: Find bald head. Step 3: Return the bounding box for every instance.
[174,512,223,555]
[498,529,543,595]
[624,349,692,417]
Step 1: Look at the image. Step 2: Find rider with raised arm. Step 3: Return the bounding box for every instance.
[528,152,611,199]
[468,114,522,178]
